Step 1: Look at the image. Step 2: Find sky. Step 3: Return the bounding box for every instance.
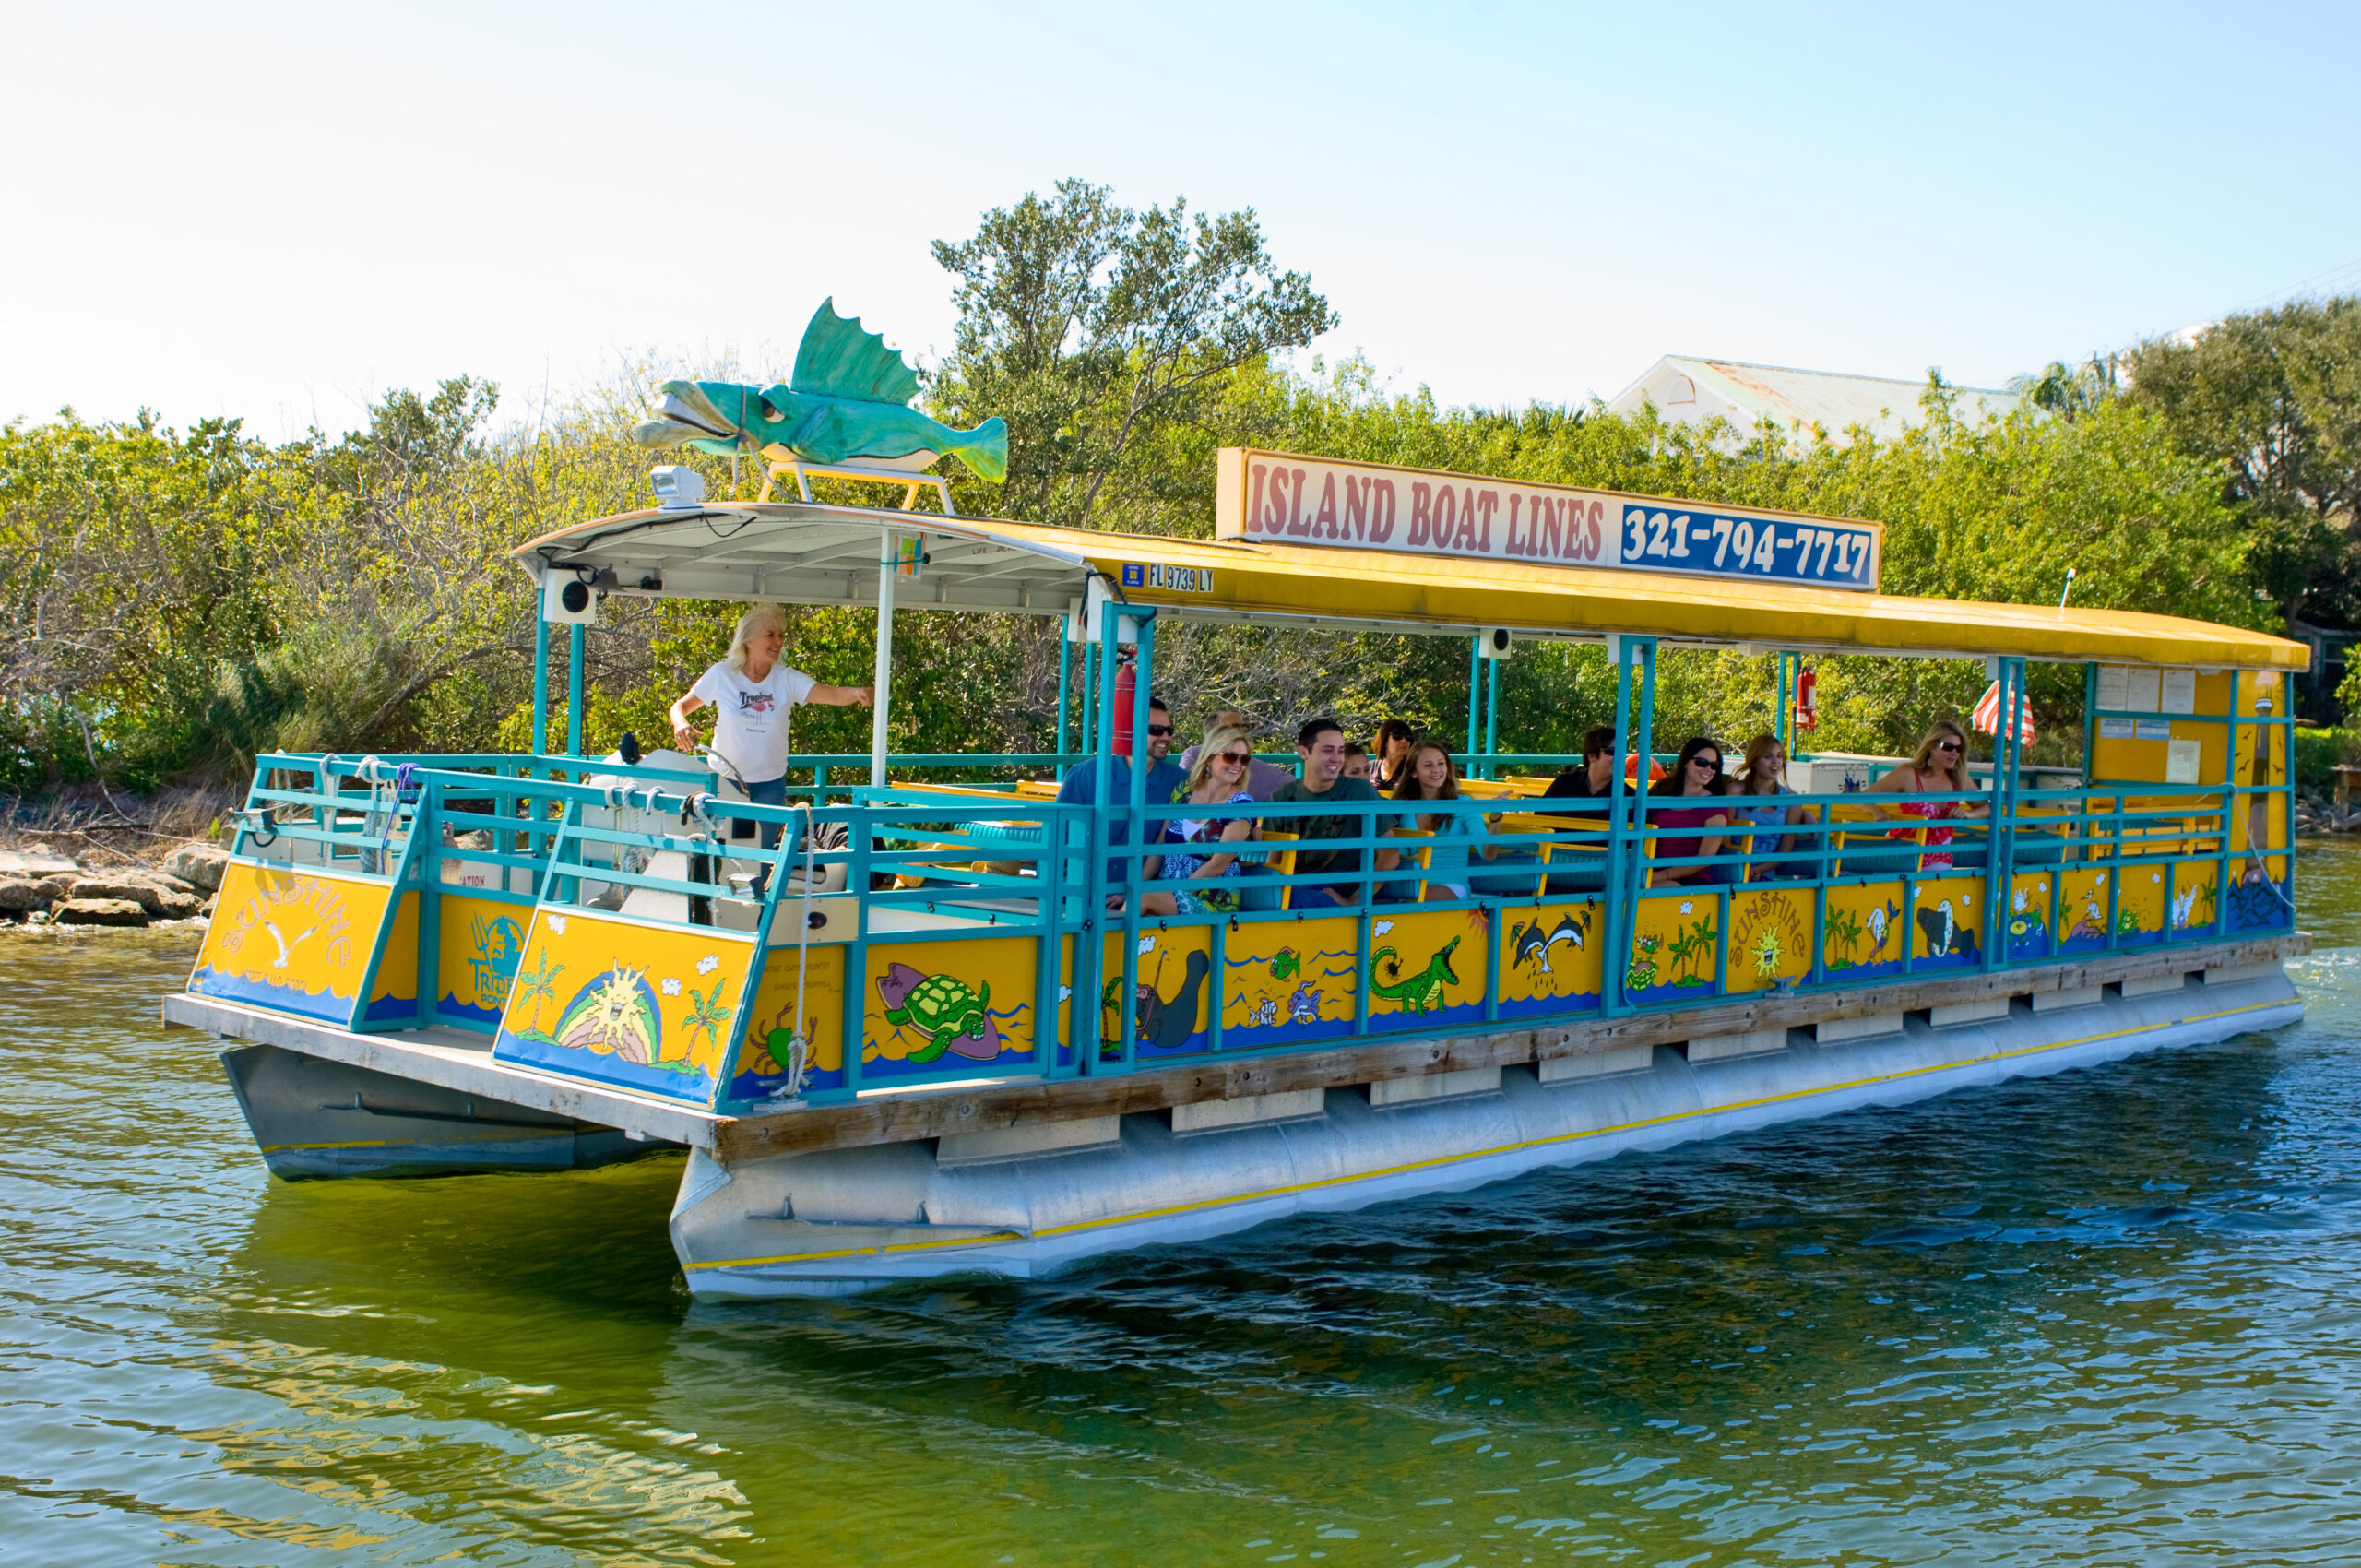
[6,0,2359,441]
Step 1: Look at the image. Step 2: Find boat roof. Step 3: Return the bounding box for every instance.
[515,500,2308,671]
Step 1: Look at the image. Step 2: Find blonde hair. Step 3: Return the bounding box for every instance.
[725,604,789,673]
[1908,721,1970,789]
[1183,723,1255,798]
[1738,733,1785,794]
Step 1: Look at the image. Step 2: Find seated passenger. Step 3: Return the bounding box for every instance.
[1726,734,1821,880]
[1646,737,1733,887]
[1053,719,1178,915]
[1270,718,1400,906]
[1178,707,1295,800]
[1341,741,1374,783]
[1141,695,1189,805]
[1371,718,1417,792]
[1392,739,1501,899]
[1866,721,1988,872]
[1542,726,1619,826]
[1157,724,1275,913]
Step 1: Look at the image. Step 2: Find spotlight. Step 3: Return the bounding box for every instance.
[649,466,705,508]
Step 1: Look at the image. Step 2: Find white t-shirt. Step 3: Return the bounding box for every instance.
[692,659,816,783]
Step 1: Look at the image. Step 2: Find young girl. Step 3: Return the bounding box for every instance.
[1727,734,1819,880]
[1645,737,1732,887]
[1158,723,1262,914]
[1391,740,1500,899]
[1869,721,1988,871]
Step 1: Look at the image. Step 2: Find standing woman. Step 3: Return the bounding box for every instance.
[1646,737,1733,887]
[1868,720,1988,871]
[1371,719,1418,792]
[668,605,872,880]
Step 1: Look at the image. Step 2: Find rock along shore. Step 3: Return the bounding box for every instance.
[0,842,228,930]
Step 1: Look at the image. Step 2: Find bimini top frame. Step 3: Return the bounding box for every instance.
[516,498,2309,672]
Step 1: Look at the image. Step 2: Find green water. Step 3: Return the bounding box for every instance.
[5,849,2359,1566]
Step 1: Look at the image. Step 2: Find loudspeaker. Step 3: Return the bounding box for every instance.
[1477,626,1514,659]
[543,571,599,625]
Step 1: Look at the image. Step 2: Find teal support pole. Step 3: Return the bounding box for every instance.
[1603,637,1657,1015]
[1483,656,1501,778]
[531,610,550,760]
[567,623,586,758]
[1118,611,1157,1073]
[1054,626,1072,764]
[1985,657,2025,968]
[1466,636,1481,763]
[1776,652,1792,760]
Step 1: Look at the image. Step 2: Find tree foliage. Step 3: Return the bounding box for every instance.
[2125,298,2361,624]
[928,179,1336,529]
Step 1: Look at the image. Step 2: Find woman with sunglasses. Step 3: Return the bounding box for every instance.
[1867,720,1988,870]
[1370,719,1418,792]
[1645,737,1734,887]
[1157,723,1264,914]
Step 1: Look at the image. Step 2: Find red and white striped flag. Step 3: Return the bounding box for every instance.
[1971,680,2035,743]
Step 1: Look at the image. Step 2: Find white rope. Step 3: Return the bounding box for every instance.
[766,801,819,1101]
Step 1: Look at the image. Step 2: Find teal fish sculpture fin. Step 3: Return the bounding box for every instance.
[790,298,922,406]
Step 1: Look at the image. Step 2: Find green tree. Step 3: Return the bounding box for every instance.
[928,179,1336,529]
[2125,297,2361,624]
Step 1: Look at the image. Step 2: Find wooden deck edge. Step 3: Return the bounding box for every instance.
[711,932,2311,1162]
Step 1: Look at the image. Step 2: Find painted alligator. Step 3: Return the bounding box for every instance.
[1370,936,1460,1015]
[633,299,1008,481]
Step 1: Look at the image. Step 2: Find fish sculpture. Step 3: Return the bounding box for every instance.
[633,300,1009,481]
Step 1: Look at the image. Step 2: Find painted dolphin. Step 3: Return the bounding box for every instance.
[633,299,1008,481]
[1512,920,1549,974]
[1547,911,1585,955]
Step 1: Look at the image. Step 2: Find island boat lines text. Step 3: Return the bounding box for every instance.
[1216,447,1880,591]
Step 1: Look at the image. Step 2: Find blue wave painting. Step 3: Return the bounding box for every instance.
[189,966,352,1026]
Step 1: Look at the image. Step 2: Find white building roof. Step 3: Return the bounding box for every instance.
[1605,355,2021,445]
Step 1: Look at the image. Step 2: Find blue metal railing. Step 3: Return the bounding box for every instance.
[217,732,2296,1111]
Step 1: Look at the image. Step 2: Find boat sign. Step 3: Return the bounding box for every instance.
[1215,447,1881,592]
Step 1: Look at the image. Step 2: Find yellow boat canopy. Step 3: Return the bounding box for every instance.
[515,499,2308,672]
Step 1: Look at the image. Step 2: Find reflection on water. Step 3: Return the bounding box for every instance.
[3,849,2360,1564]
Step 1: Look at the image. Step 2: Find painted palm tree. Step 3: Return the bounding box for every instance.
[682,978,733,1056]
[513,950,564,1032]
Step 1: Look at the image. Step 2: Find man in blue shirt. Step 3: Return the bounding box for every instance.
[1055,696,1184,913]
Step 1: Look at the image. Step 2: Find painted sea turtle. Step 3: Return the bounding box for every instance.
[878,963,998,1063]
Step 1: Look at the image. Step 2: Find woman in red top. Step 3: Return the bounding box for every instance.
[1868,721,1988,870]
[1646,737,1732,887]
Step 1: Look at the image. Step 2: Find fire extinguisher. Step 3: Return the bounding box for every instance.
[1795,667,1819,731]
[1110,652,1138,757]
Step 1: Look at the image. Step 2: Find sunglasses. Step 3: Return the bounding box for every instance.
[1145,724,1173,737]
[1691,755,1721,771]
[1217,751,1252,766]
[1936,740,1962,753]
